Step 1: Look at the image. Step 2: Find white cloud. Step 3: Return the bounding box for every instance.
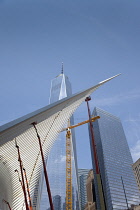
[124,115,140,163]
[60,155,66,162]
[54,154,74,164]
[74,89,140,118]
[92,89,140,107]
[54,155,66,163]
[131,140,140,162]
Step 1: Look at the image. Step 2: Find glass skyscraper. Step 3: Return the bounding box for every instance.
[40,69,79,210]
[78,169,90,210]
[90,107,140,210]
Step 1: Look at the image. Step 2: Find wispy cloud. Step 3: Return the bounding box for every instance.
[92,89,140,107]
[124,114,140,162]
[54,155,74,164]
[75,89,140,117]
[131,140,140,162]
[54,155,66,163]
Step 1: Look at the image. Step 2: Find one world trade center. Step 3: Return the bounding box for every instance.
[40,65,79,210]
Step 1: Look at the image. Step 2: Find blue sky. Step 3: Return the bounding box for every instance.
[0,0,140,169]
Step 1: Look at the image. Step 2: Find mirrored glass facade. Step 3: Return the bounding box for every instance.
[78,169,90,210]
[40,73,79,210]
[90,107,140,210]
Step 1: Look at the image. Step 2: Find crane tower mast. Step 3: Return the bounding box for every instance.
[66,129,72,210]
[64,116,100,210]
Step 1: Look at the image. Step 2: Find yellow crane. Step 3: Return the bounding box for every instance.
[61,116,100,210]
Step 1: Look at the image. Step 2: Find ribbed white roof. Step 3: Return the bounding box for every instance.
[0,74,120,210]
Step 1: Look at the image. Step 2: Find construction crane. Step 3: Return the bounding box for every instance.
[85,96,106,210]
[61,116,100,210]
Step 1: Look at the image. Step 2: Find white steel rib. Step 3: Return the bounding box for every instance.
[0,74,120,210]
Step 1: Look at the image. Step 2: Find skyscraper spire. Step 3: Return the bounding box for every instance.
[61,62,64,74]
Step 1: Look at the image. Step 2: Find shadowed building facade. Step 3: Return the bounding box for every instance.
[53,195,61,210]
[90,107,140,210]
[132,158,140,193]
[85,169,96,210]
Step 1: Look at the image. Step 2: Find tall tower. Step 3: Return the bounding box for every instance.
[78,169,90,210]
[90,107,140,210]
[40,64,79,210]
[49,63,72,104]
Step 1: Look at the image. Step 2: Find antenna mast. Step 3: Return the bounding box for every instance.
[61,62,64,74]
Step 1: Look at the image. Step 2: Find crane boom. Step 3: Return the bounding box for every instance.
[85,97,106,210]
[61,116,100,132]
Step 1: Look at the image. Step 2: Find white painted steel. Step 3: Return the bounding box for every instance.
[0,75,120,210]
